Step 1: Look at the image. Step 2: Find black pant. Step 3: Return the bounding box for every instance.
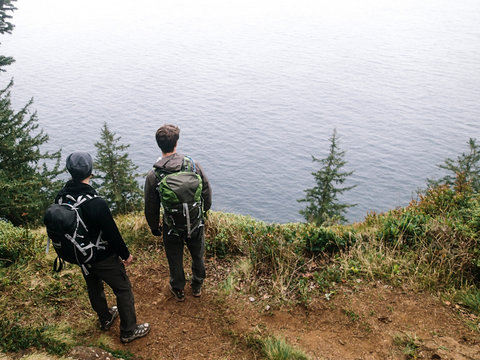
[82,255,137,336]
[163,225,206,291]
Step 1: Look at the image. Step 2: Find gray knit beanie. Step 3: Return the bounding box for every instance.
[66,152,93,180]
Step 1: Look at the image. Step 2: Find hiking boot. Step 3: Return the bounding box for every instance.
[169,285,185,302]
[100,306,119,331]
[192,287,202,297]
[120,323,151,343]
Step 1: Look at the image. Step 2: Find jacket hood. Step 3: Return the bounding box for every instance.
[153,152,185,173]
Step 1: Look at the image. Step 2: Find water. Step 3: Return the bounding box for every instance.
[2,0,479,223]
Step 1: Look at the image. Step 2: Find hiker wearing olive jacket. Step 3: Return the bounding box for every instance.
[144,124,212,302]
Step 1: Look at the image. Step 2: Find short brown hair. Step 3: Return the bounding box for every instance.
[155,124,180,153]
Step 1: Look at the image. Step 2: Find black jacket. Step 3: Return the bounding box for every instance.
[144,152,212,234]
[55,180,130,262]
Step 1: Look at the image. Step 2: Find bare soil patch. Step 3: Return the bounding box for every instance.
[95,255,480,360]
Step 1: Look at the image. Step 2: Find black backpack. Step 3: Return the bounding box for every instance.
[44,194,107,272]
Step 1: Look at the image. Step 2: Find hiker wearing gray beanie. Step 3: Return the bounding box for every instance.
[48,151,151,343]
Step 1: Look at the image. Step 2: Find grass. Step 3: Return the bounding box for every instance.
[262,336,310,360]
[343,309,360,323]
[97,343,134,360]
[0,354,70,360]
[0,319,70,355]
[1,183,480,356]
[455,288,480,313]
[393,332,422,359]
[0,226,110,357]
[227,330,310,360]
[205,187,480,313]
[219,273,236,295]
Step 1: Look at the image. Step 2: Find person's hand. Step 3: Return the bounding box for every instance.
[123,254,133,266]
[152,227,162,236]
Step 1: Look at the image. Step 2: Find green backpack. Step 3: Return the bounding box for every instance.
[154,156,204,237]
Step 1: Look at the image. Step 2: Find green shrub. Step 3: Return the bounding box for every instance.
[313,266,342,292]
[206,224,244,258]
[302,224,355,254]
[204,212,356,260]
[0,319,69,355]
[0,221,42,267]
[244,223,305,279]
[204,212,254,257]
[376,210,428,246]
[357,186,480,288]
[204,212,361,300]
[245,223,282,275]
[466,198,480,233]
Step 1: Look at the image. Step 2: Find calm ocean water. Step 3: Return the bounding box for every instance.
[2,0,479,223]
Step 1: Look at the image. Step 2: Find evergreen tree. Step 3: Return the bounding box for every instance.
[92,122,142,215]
[0,81,62,225]
[427,138,480,193]
[298,129,357,225]
[0,0,16,71]
[0,0,62,226]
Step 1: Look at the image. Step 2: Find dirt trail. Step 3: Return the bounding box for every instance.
[94,257,480,360]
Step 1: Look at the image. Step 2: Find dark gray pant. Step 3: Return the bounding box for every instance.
[82,255,137,336]
[163,225,206,291]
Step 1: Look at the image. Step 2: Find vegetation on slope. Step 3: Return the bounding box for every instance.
[1,176,479,357]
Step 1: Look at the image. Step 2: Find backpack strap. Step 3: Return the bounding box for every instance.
[55,194,98,257]
[58,193,97,207]
[153,156,194,191]
[153,167,168,183]
[183,156,196,173]
[153,156,197,180]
